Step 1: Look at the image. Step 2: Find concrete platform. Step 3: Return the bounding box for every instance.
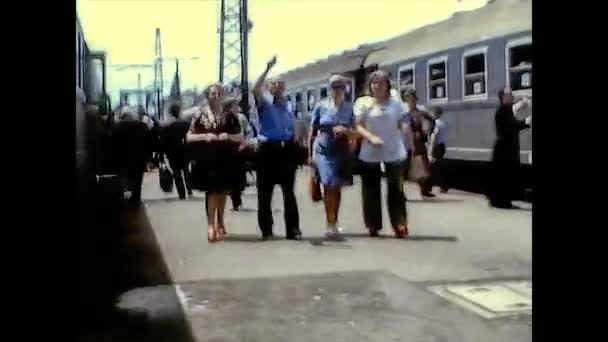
[118,271,530,342]
[83,169,531,341]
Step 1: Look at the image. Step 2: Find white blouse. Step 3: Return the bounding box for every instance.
[354,96,408,163]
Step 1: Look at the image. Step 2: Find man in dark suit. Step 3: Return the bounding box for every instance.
[111,108,152,205]
[487,87,531,209]
[160,103,193,199]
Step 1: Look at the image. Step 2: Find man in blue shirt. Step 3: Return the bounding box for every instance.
[253,56,301,240]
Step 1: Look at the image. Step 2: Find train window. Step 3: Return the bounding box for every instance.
[428,56,448,102]
[295,92,303,118]
[320,86,328,99]
[286,94,293,112]
[398,63,415,91]
[462,47,488,99]
[307,89,315,112]
[506,37,532,93]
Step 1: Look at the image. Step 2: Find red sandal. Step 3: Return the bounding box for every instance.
[394,224,409,239]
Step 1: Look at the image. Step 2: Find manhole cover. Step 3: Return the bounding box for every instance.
[445,284,531,313]
[428,281,532,319]
[503,281,532,298]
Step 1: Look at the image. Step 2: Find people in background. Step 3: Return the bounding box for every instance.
[427,106,449,194]
[354,70,409,239]
[160,102,193,200]
[308,74,356,236]
[225,97,255,211]
[111,107,152,205]
[253,56,301,240]
[487,87,531,209]
[186,84,243,243]
[402,88,436,198]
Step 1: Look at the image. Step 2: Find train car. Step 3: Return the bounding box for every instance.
[277,0,532,196]
[77,16,112,188]
[77,16,109,109]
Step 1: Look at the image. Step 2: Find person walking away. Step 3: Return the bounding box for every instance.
[402,89,436,198]
[160,102,193,200]
[186,85,243,242]
[427,106,449,194]
[354,70,409,239]
[111,107,152,205]
[226,98,255,210]
[308,75,356,236]
[487,87,531,209]
[253,56,301,240]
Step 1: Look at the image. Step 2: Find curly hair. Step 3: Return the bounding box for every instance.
[204,83,225,99]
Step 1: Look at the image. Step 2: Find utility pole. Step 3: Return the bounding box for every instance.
[240,0,250,117]
[154,28,164,121]
[137,73,142,107]
[218,0,252,117]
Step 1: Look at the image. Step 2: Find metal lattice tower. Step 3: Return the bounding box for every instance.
[154,28,164,120]
[219,0,251,116]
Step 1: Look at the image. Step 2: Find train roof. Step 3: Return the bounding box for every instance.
[277,43,384,89]
[365,0,531,67]
[277,0,530,88]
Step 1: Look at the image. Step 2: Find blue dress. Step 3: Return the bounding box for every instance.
[311,100,355,187]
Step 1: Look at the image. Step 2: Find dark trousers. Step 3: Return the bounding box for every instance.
[422,143,447,192]
[360,160,407,231]
[124,162,146,202]
[230,171,245,209]
[487,160,519,206]
[487,143,521,207]
[256,141,300,236]
[167,156,192,199]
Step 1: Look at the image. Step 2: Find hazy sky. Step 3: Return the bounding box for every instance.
[78,0,487,102]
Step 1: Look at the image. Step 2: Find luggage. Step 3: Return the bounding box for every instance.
[309,168,323,202]
[158,162,174,193]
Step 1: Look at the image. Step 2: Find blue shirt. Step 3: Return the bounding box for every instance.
[311,99,354,158]
[256,97,296,142]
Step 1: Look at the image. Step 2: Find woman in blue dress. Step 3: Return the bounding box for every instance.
[308,75,357,236]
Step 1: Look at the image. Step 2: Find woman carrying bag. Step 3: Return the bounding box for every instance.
[401,88,435,198]
[308,75,356,236]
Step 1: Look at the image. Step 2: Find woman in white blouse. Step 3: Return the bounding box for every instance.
[354,70,409,239]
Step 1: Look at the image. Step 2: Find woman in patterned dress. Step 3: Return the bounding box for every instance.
[186,84,243,242]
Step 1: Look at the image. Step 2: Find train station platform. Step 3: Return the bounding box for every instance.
[78,169,531,341]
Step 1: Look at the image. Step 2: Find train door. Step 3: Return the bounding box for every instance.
[352,65,378,100]
[343,77,355,102]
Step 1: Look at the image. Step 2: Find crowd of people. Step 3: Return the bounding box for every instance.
[87,56,531,243]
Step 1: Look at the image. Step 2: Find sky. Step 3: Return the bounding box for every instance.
[77,0,488,103]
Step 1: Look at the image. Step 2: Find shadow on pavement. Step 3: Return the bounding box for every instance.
[143,196,206,204]
[408,198,465,203]
[78,193,196,342]
[337,232,459,242]
[222,233,458,244]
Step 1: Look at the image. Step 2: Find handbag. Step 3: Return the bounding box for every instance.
[408,154,431,182]
[158,161,174,193]
[310,168,323,202]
